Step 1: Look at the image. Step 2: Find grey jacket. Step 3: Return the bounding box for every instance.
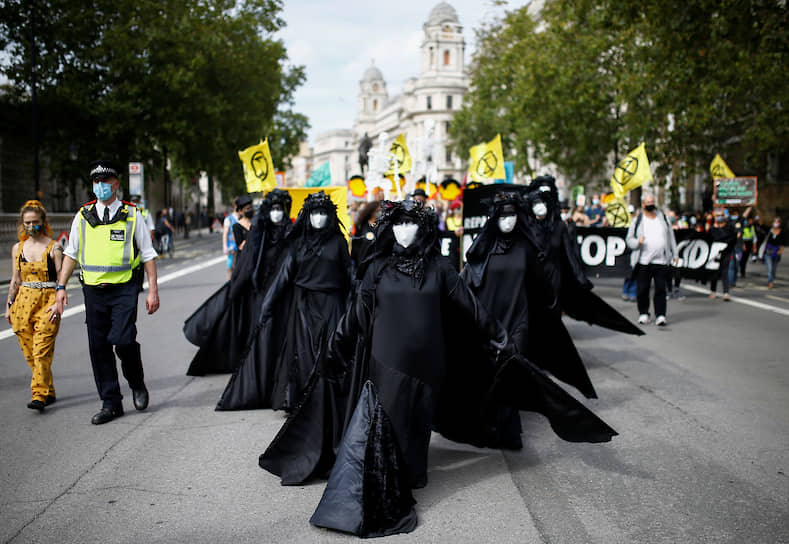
[625,210,678,267]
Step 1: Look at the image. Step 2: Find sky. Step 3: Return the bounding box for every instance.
[278,0,531,145]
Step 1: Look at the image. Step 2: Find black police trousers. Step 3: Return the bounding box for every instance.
[82,280,144,409]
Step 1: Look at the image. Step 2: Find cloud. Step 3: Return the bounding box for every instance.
[279,0,523,142]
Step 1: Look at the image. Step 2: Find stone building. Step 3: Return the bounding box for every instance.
[309,1,470,187]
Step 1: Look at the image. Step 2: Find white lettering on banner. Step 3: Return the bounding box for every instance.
[705,241,729,270]
[462,233,475,262]
[580,235,606,266]
[676,239,708,269]
[440,237,452,257]
[463,216,488,230]
[605,236,626,266]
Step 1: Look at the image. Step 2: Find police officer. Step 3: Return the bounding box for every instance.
[130,194,155,241]
[54,160,160,424]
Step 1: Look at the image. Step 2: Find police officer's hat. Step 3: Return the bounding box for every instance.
[88,159,121,182]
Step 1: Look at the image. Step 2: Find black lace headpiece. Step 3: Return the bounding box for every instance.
[362,200,440,285]
[289,190,344,251]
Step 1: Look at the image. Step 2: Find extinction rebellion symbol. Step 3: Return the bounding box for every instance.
[476,150,498,178]
[606,200,630,227]
[250,150,269,180]
[612,156,638,187]
[389,143,406,169]
[711,165,726,178]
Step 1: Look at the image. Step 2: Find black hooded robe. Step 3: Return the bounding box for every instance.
[216,232,351,411]
[183,213,289,376]
[260,252,617,537]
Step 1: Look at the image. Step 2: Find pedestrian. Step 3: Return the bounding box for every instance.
[708,209,737,300]
[739,213,757,278]
[231,194,253,252]
[156,209,175,257]
[585,194,604,226]
[130,194,155,241]
[762,217,785,289]
[625,192,678,326]
[5,200,63,411]
[222,198,239,280]
[53,160,160,425]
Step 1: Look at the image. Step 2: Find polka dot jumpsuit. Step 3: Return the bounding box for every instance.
[10,240,60,402]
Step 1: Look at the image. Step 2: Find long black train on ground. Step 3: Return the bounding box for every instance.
[216,190,351,411]
[183,190,292,376]
[259,199,618,538]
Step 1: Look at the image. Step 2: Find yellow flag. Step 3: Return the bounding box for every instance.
[238,138,276,193]
[605,196,632,227]
[610,142,653,196]
[469,134,506,182]
[710,154,735,179]
[385,133,412,175]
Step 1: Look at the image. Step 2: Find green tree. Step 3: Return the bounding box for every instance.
[450,0,789,188]
[0,0,308,207]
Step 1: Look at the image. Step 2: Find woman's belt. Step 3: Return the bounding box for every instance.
[21,281,57,289]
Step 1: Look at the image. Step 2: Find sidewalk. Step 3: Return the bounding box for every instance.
[0,228,220,285]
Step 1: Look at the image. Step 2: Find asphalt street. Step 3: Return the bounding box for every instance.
[1,232,788,543]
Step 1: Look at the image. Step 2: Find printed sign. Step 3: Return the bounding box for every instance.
[713,177,757,206]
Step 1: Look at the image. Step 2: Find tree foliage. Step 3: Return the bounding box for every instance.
[450,0,789,188]
[0,0,308,203]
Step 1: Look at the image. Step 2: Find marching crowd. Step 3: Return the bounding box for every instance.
[4,160,786,537]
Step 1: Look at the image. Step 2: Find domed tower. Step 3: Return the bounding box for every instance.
[357,63,388,124]
[421,2,464,78]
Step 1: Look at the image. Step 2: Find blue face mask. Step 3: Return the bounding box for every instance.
[92,181,114,201]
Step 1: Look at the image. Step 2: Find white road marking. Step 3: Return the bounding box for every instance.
[681,284,789,317]
[0,255,225,341]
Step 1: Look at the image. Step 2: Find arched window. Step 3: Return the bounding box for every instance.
[443,50,450,65]
[429,47,434,67]
[373,99,378,112]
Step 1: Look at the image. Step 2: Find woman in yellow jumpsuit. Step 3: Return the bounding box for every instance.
[4,200,63,411]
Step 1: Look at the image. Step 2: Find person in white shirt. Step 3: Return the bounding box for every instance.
[625,193,678,326]
[54,160,160,424]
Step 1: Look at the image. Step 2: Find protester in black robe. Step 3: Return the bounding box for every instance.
[259,200,618,538]
[183,192,292,376]
[525,176,643,340]
[216,191,351,411]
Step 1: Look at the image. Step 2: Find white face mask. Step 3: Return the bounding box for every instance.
[310,211,328,229]
[532,202,548,217]
[393,222,419,248]
[498,215,517,233]
[269,209,284,224]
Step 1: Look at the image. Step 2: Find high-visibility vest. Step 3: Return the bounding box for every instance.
[742,224,755,240]
[78,203,138,285]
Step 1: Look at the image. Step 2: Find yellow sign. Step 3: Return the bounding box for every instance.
[238,139,276,193]
[605,196,631,227]
[469,134,506,182]
[384,133,413,175]
[710,154,735,179]
[610,142,653,196]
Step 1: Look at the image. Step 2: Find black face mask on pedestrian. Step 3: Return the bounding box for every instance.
[644,204,656,212]
[244,209,254,219]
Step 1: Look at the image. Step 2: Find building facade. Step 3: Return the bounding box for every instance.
[310,2,470,187]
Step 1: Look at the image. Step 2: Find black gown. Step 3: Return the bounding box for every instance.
[260,251,618,537]
[183,218,287,376]
[216,233,351,411]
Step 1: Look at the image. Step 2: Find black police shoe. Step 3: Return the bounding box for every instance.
[27,400,45,412]
[132,386,149,411]
[91,406,124,425]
